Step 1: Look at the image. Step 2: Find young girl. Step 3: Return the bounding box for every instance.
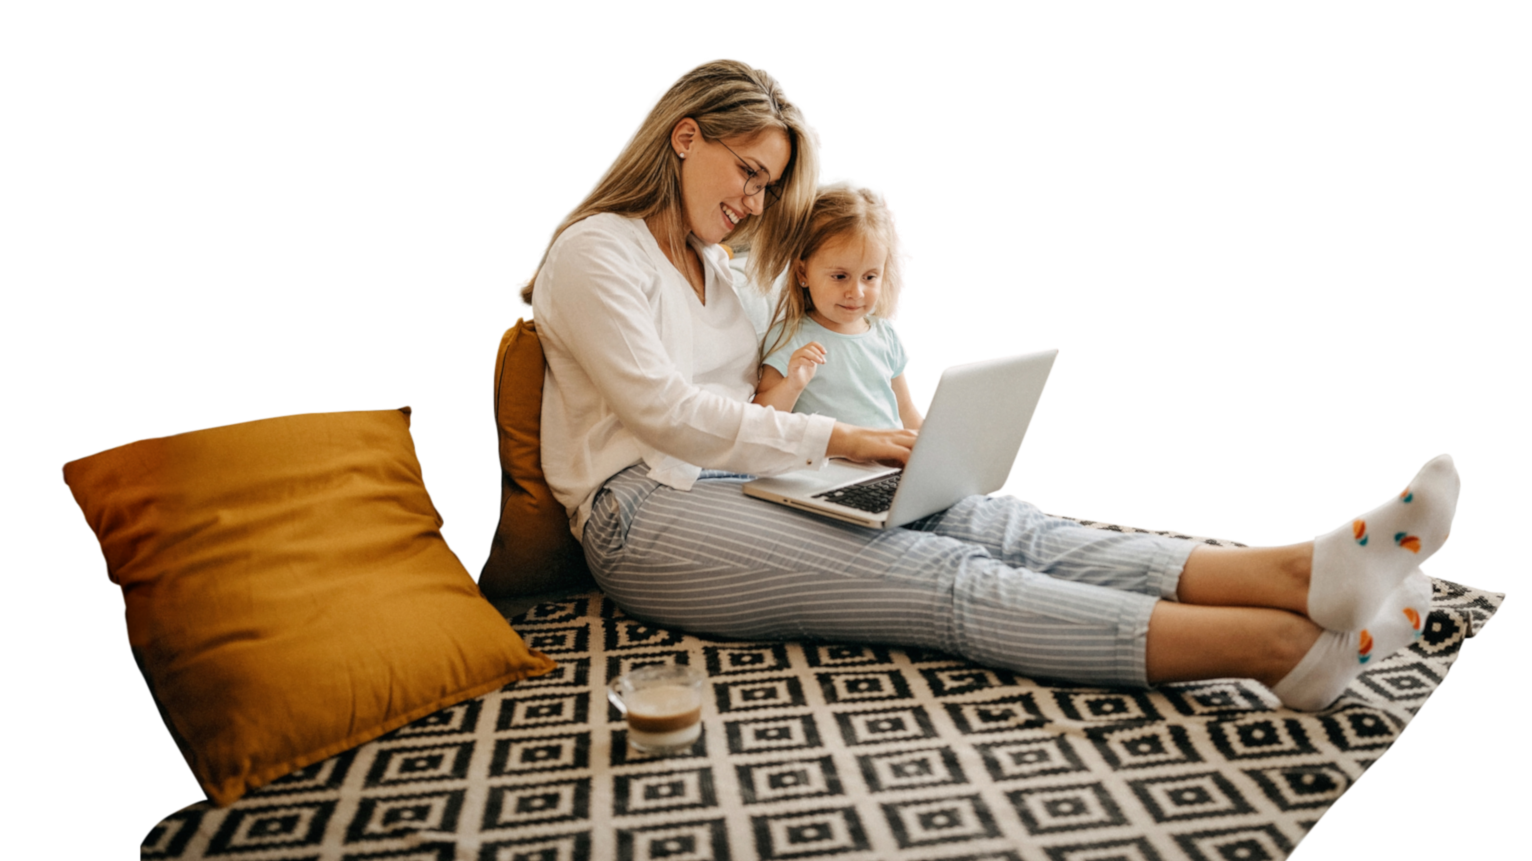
[752,185,924,430]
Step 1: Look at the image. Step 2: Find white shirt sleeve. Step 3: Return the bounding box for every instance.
[533,215,834,527]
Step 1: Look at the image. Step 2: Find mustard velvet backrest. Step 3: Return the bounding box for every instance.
[480,319,595,598]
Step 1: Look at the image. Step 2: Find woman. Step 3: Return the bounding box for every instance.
[525,60,1458,711]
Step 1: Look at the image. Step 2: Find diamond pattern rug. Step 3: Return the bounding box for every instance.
[143,526,1502,861]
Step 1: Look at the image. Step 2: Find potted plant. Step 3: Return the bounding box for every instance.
[1170,58,1342,404]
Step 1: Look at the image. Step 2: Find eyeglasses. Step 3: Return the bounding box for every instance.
[717,139,783,211]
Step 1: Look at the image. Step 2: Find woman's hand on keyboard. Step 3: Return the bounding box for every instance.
[828,423,917,467]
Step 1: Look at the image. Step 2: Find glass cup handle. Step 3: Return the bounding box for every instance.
[607,680,628,716]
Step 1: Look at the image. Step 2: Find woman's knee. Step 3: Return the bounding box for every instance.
[921,494,1045,546]
[947,493,1044,521]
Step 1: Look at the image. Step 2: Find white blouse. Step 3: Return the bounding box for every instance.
[532,213,836,537]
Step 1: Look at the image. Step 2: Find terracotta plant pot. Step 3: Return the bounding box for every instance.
[1231,303,1329,404]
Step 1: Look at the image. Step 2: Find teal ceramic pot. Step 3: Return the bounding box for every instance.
[857,60,913,125]
[980,56,1041,105]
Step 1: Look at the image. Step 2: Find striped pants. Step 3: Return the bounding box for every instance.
[582,466,1196,687]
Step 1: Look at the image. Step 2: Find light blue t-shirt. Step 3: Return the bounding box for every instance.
[763,316,908,429]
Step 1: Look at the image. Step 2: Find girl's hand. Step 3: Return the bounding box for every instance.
[828,422,918,467]
[786,342,826,388]
[753,344,825,414]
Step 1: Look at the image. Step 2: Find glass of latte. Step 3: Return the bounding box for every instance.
[608,664,708,755]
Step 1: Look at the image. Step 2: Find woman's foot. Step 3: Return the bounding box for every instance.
[1273,570,1433,710]
[1307,455,1458,631]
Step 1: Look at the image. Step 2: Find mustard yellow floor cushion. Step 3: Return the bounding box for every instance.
[63,407,555,807]
[480,318,593,598]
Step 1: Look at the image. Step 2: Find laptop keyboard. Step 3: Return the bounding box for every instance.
[814,472,903,514]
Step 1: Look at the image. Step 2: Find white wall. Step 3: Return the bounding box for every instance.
[753,56,1495,352]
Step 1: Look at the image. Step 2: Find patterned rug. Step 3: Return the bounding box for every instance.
[143,527,1502,861]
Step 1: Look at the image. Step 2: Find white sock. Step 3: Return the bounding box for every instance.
[1308,454,1459,631]
[1272,571,1432,711]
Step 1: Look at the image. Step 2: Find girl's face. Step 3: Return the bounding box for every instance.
[798,234,887,334]
[675,125,790,246]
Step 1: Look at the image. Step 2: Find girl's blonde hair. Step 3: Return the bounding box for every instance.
[759,183,903,363]
[522,60,819,304]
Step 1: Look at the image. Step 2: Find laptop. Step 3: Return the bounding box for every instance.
[742,349,1057,529]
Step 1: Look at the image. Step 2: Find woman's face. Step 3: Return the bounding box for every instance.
[675,124,790,245]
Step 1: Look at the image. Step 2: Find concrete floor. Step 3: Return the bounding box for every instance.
[992,352,1507,857]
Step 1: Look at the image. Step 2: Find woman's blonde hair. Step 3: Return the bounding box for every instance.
[759,183,904,363]
[521,60,819,304]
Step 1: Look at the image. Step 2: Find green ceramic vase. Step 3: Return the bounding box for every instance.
[857,59,913,125]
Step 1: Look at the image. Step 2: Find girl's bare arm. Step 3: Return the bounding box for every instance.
[752,365,802,412]
[891,374,923,430]
[752,342,827,413]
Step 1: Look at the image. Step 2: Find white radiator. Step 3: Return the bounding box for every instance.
[1182,113,1507,349]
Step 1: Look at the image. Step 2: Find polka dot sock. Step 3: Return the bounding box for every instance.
[1308,454,1459,632]
[1273,570,1432,711]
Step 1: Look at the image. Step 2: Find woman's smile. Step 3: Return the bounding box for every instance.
[722,202,744,230]
[677,128,790,245]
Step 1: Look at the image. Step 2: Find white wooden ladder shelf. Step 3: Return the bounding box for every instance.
[1366,101,1507,441]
